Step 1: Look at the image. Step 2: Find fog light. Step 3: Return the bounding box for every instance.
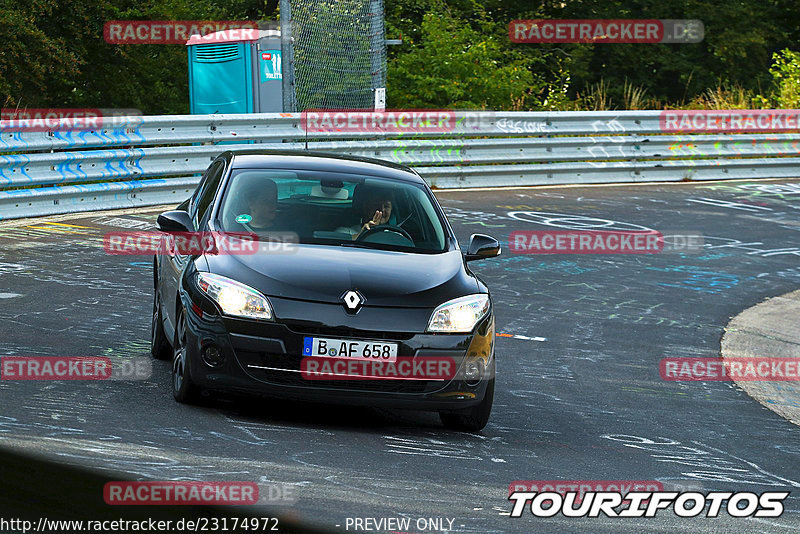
[202,344,225,367]
[464,360,483,386]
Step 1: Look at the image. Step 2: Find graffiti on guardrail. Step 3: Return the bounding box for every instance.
[389,139,464,166]
[662,138,800,170]
[587,119,627,168]
[1,111,800,220]
[495,118,548,134]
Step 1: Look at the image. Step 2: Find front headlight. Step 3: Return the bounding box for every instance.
[195,273,273,320]
[427,294,490,333]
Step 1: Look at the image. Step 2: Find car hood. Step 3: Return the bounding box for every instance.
[202,244,478,308]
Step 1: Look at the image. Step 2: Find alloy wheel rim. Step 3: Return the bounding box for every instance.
[151,292,160,344]
[172,311,186,393]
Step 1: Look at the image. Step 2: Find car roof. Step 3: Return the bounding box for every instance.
[220,150,426,184]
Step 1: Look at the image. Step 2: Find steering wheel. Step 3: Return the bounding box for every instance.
[356,224,414,243]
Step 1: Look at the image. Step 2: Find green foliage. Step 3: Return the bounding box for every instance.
[0,0,269,114]
[0,1,82,107]
[536,0,782,107]
[387,7,540,109]
[770,49,800,109]
[3,0,800,113]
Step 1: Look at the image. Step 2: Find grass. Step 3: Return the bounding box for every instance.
[553,80,781,111]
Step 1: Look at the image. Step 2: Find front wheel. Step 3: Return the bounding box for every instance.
[439,360,495,432]
[172,306,199,403]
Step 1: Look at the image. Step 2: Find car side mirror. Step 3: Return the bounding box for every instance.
[157,210,194,233]
[465,234,501,261]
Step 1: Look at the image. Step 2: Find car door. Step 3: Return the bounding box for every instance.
[160,159,226,341]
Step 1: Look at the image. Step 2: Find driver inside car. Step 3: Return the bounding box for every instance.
[337,191,398,240]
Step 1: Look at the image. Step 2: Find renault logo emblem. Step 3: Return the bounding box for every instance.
[341,290,365,314]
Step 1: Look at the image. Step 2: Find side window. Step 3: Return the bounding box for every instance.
[189,162,215,215]
[193,161,225,227]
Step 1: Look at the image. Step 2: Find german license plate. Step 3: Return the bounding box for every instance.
[302,337,398,362]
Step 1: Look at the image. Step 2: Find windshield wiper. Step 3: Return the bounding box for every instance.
[337,241,380,249]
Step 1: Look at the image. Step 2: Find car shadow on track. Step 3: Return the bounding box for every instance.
[197,391,447,433]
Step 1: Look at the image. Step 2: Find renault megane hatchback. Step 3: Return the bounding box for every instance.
[151,150,500,431]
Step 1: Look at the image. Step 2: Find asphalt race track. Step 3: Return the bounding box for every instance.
[2,178,800,533]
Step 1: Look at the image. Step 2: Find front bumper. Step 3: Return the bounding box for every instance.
[180,292,495,411]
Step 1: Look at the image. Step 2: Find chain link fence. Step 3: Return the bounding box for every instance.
[281,0,386,112]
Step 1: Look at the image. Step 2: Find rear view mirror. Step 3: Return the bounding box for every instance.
[465,234,501,261]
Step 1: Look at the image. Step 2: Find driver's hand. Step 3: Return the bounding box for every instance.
[355,210,383,240]
[363,210,382,231]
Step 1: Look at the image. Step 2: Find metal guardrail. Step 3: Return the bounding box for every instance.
[1,111,798,220]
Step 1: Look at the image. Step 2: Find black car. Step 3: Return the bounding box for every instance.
[151,150,500,431]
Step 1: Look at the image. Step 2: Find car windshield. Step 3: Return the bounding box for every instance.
[217,168,448,253]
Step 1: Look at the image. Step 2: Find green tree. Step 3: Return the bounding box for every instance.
[0,0,82,107]
[770,49,800,108]
[0,0,271,114]
[534,0,785,106]
[387,4,549,109]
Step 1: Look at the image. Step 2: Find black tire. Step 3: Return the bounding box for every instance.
[172,306,200,403]
[150,288,171,360]
[439,360,495,432]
